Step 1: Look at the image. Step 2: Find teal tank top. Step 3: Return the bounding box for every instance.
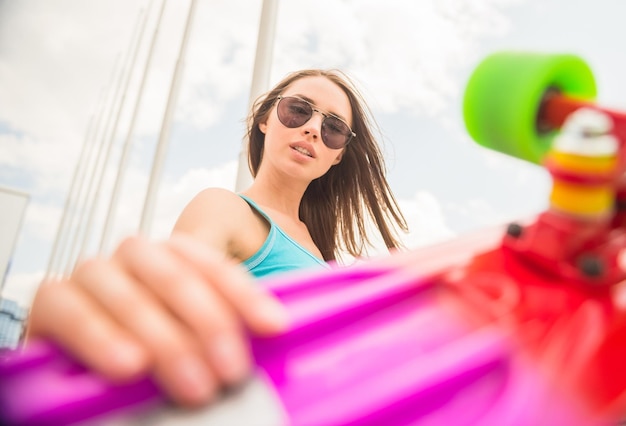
[239,195,329,279]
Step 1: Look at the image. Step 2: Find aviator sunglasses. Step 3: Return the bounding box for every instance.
[276,96,356,149]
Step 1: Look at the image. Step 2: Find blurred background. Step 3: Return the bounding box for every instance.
[1,0,624,307]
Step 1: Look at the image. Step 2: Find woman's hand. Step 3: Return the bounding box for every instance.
[26,233,290,407]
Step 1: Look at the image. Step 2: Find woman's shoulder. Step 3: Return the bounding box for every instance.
[181,188,251,220]
[173,188,253,246]
[192,187,244,204]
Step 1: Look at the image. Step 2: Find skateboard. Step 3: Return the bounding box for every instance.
[2,51,626,425]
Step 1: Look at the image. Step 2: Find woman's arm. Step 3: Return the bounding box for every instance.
[25,190,289,406]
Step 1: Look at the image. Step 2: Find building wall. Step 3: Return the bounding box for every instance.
[0,186,30,293]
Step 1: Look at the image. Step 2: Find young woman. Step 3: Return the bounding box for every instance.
[25,69,408,407]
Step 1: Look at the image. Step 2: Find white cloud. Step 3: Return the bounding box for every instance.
[0,133,75,193]
[0,0,140,146]
[0,0,526,282]
[2,159,238,306]
[446,197,518,229]
[0,0,523,192]
[476,145,551,193]
[22,200,63,243]
[400,191,456,249]
[76,160,239,256]
[358,190,455,262]
[273,0,522,116]
[151,161,238,240]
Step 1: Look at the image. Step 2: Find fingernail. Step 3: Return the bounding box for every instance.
[257,299,291,330]
[107,341,146,375]
[174,355,215,402]
[207,335,250,384]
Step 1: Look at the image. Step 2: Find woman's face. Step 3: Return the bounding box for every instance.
[258,76,352,182]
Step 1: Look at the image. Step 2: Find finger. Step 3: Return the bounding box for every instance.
[113,236,252,386]
[167,232,291,334]
[27,275,149,381]
[74,252,217,406]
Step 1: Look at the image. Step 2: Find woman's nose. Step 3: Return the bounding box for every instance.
[302,111,324,138]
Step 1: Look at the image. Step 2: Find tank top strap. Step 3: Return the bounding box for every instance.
[238,194,274,225]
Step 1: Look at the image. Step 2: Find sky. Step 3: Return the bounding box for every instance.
[1,0,626,306]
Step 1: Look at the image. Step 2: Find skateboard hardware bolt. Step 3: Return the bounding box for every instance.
[578,255,604,278]
[554,108,617,156]
[616,198,626,211]
[506,223,523,238]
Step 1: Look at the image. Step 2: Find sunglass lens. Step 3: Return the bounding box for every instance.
[277,97,352,149]
[278,97,311,128]
[321,118,350,149]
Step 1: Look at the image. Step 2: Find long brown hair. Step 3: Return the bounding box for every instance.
[247,69,408,262]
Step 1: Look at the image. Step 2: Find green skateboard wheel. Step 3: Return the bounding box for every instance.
[463,51,597,164]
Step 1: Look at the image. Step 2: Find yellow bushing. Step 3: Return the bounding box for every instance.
[550,151,617,175]
[550,180,613,216]
[546,108,619,217]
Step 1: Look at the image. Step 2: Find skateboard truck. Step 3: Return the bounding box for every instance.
[503,107,626,288]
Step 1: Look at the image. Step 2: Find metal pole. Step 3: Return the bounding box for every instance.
[49,54,121,277]
[62,101,117,275]
[59,56,126,276]
[74,7,149,268]
[99,0,165,254]
[62,10,145,276]
[45,114,94,279]
[139,0,199,236]
[235,0,279,191]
